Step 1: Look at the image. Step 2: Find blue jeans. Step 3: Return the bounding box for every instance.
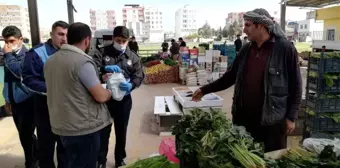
[60,130,101,168]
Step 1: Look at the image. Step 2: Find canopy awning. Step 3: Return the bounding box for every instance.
[285,0,340,7]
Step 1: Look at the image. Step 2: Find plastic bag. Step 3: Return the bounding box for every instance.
[106,73,126,101]
[159,138,179,163]
[303,138,340,157]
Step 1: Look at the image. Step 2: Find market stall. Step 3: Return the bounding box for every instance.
[124,108,340,168]
[143,55,180,84]
[178,45,231,86]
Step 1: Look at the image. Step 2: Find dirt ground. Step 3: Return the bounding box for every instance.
[0,83,300,168]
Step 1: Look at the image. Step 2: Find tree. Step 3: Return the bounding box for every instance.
[222,25,229,37]
[185,33,199,40]
[198,22,213,38]
[227,25,235,38]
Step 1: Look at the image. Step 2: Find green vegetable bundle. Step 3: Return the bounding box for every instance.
[267,145,340,168]
[123,155,179,168]
[172,109,265,168]
[310,52,340,59]
[163,58,178,66]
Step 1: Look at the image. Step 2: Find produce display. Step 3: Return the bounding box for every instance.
[144,64,179,84]
[310,52,340,59]
[141,55,159,64]
[307,52,340,138]
[306,107,340,123]
[308,71,339,88]
[122,155,179,168]
[163,58,178,66]
[145,60,161,67]
[172,109,266,168]
[267,146,340,167]
[145,64,170,74]
[172,109,340,168]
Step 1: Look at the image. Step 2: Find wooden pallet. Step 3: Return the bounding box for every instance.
[154,96,183,136]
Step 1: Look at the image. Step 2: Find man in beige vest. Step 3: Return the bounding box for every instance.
[44,22,113,168]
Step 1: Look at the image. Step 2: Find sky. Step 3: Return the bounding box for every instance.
[1,0,311,31]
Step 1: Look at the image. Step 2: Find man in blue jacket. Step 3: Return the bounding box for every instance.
[2,26,38,168]
[22,21,69,168]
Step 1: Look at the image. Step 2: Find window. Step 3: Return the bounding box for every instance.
[304,24,307,29]
[300,25,303,29]
[326,29,335,41]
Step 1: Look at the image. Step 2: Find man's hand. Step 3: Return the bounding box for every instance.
[4,101,12,115]
[102,73,112,82]
[3,44,13,54]
[119,81,132,92]
[285,119,295,135]
[105,65,121,73]
[192,89,204,102]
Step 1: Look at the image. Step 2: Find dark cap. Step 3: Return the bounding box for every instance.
[113,26,129,38]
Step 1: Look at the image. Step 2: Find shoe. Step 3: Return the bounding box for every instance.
[115,161,126,168]
[97,163,106,168]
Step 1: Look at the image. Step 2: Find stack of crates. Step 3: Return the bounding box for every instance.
[305,52,340,139]
[212,44,236,66]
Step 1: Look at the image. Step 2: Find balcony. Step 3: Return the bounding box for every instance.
[312,30,340,50]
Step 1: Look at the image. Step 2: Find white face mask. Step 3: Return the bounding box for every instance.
[11,44,20,52]
[113,41,127,52]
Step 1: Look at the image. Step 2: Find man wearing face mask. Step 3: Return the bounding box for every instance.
[92,26,144,168]
[23,21,69,168]
[2,26,38,168]
[44,22,113,168]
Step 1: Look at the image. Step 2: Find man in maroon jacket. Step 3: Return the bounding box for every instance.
[192,8,302,152]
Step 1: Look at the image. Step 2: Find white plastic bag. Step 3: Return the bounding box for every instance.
[302,138,340,156]
[106,73,126,101]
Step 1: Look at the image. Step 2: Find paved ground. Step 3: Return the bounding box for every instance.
[0,83,235,168]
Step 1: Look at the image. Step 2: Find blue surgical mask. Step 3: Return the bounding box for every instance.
[113,41,127,52]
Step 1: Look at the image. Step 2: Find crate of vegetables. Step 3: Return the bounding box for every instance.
[307,93,340,113]
[309,52,340,73]
[305,110,340,132]
[144,64,179,84]
[308,71,340,93]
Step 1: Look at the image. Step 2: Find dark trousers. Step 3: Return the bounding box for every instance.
[11,96,38,167]
[98,95,132,164]
[34,95,67,168]
[233,115,287,152]
[60,130,101,168]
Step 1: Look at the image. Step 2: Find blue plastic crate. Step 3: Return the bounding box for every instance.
[308,77,340,93]
[307,94,340,112]
[308,132,340,139]
[306,115,340,132]
[309,57,340,73]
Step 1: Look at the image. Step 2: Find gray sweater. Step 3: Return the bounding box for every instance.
[44,44,112,136]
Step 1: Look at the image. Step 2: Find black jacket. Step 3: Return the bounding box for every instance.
[201,37,302,125]
[92,45,144,90]
[234,39,242,52]
[128,41,139,53]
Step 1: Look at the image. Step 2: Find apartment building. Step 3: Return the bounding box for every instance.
[226,11,280,26]
[0,4,30,40]
[89,9,116,33]
[226,12,245,26]
[175,5,197,38]
[144,7,164,42]
[297,10,323,42]
[122,4,144,40]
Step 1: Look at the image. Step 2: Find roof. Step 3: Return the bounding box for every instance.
[285,0,340,7]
